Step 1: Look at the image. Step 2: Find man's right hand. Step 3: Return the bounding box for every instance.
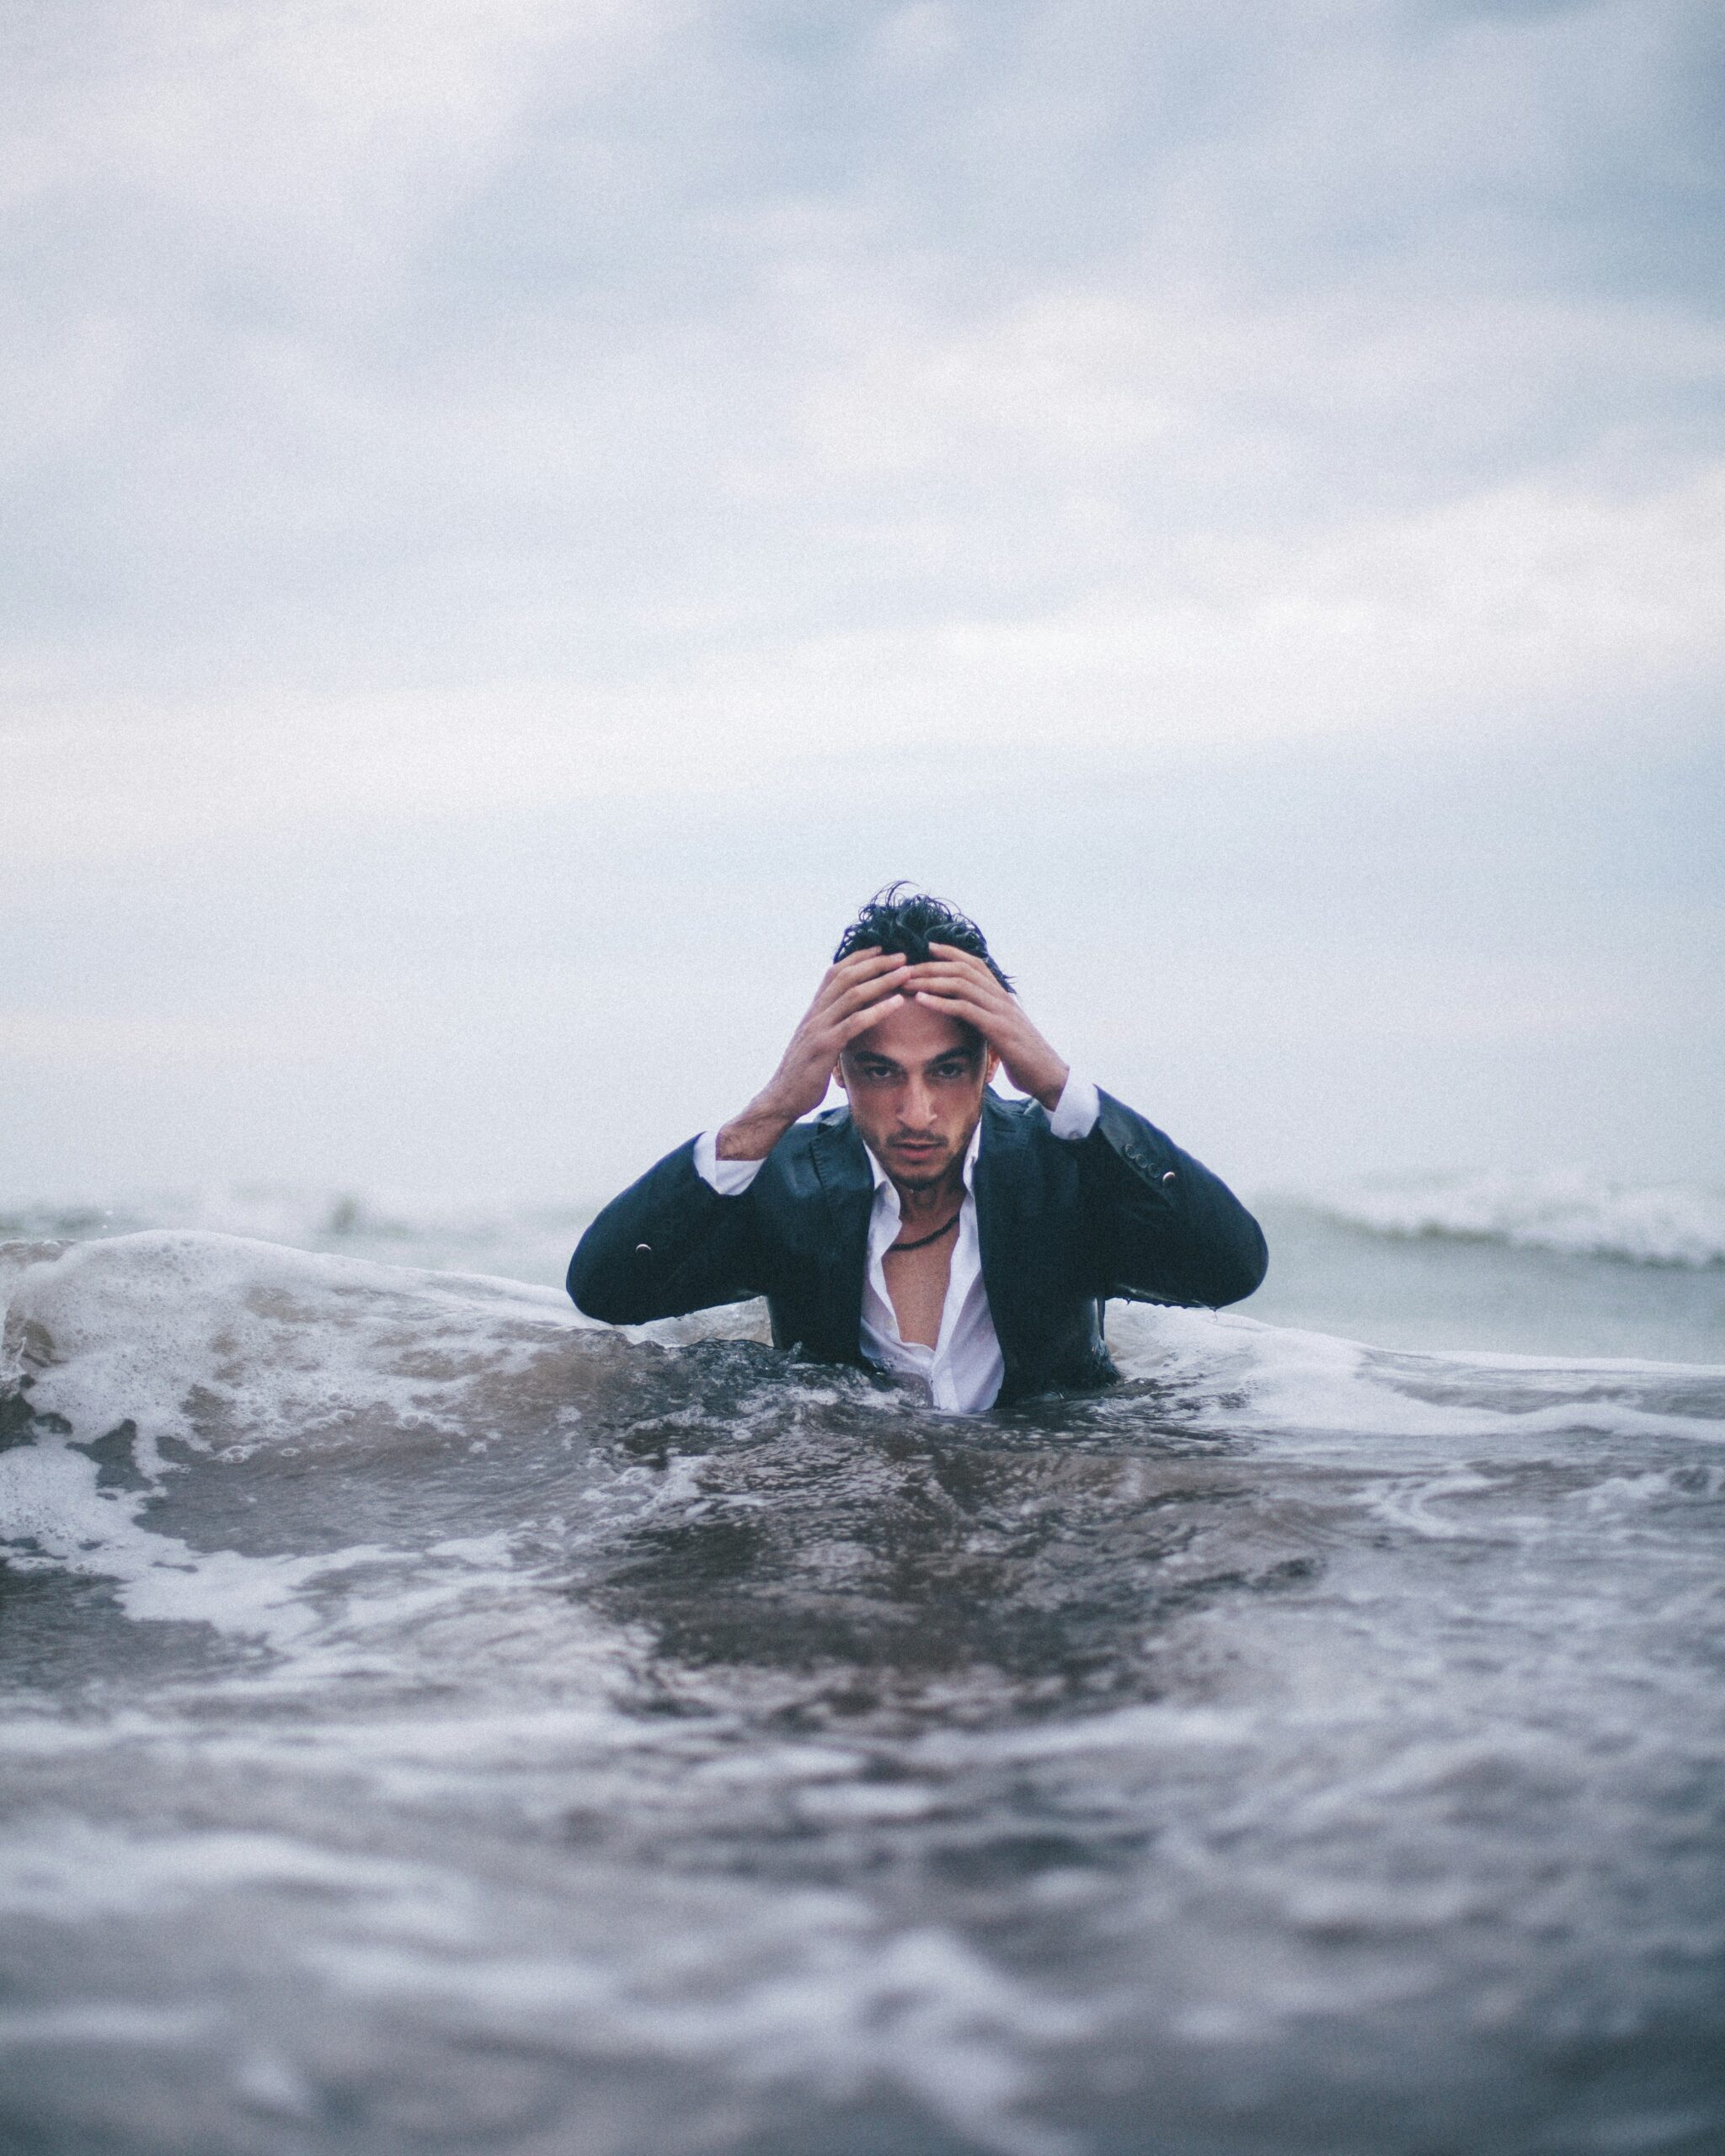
[715,949,907,1161]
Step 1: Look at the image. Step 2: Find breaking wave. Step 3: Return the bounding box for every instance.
[0,1183,590,1293]
[1295,1170,1725,1268]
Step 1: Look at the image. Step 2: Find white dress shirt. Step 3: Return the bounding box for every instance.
[692,1074,1101,1413]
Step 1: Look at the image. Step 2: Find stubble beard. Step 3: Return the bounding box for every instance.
[887,1144,966,1203]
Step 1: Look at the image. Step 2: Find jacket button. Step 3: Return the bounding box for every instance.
[1162,1171,1177,1185]
[635,1242,653,1254]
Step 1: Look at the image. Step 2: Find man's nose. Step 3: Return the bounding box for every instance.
[902,1077,937,1127]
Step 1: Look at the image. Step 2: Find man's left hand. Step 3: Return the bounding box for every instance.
[902,944,1071,1112]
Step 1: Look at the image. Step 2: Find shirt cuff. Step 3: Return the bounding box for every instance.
[1046,1071,1101,1141]
[693,1130,767,1195]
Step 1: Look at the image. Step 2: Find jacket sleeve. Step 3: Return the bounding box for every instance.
[1074,1091,1268,1309]
[567,1139,768,1324]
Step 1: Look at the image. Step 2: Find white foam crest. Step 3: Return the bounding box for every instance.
[1290,1171,1725,1267]
[1108,1305,1725,1444]
[0,1237,729,1674]
[2,1229,586,1466]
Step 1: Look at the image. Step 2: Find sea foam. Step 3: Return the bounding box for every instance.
[3,1231,1720,1653]
[3,1230,1720,1478]
[3,1232,1724,2156]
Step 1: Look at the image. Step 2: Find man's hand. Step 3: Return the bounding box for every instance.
[716,949,909,1161]
[902,943,1071,1111]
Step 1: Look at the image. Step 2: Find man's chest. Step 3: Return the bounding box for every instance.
[883,1241,956,1349]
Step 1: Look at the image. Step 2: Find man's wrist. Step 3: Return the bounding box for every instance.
[1028,1059,1071,1113]
[716,1100,795,1161]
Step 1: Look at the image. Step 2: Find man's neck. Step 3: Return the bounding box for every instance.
[890,1161,966,1225]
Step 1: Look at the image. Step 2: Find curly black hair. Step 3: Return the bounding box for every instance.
[832,883,1012,991]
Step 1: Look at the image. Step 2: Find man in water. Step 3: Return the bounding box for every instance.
[569,889,1267,1410]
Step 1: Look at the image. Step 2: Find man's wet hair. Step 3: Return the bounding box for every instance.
[833,884,1012,991]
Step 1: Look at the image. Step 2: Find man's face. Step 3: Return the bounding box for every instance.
[836,996,997,1191]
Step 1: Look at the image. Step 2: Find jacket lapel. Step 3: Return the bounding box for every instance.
[973,1092,1030,1378]
[809,1111,875,1360]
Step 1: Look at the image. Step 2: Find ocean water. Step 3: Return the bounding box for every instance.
[2,1178,1722,2154]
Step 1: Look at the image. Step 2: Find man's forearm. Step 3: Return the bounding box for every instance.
[715,1097,797,1161]
[713,947,910,1161]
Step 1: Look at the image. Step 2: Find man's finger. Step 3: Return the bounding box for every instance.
[819,948,910,995]
[910,947,999,974]
[826,968,912,1022]
[814,949,905,1008]
[911,988,1001,1033]
[899,963,1007,1002]
[900,957,998,981]
[836,995,904,1039]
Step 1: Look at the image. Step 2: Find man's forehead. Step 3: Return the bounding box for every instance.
[852,1001,983,1063]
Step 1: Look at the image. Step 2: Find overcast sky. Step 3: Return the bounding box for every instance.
[4,0,1722,1204]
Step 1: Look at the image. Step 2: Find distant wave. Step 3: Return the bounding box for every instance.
[9,1172,1725,1278]
[0,1184,591,1290]
[0,1184,584,1248]
[1290,1172,1725,1269]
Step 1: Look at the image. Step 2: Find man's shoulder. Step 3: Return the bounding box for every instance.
[980,1089,1056,1143]
[754,1106,866,1194]
[976,1091,1087,1209]
[782,1104,857,1153]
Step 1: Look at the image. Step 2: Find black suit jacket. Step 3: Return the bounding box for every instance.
[568,1090,1268,1406]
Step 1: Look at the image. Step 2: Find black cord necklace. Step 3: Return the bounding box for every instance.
[887,1213,960,1256]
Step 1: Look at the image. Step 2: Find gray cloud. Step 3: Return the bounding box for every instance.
[6,0,1719,673]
